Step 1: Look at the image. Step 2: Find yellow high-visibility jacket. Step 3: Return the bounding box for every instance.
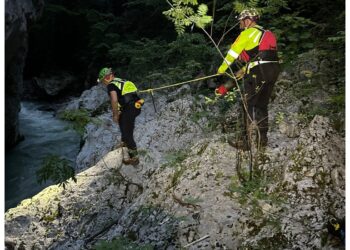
[108,78,140,106]
[218,25,265,74]
[111,78,138,96]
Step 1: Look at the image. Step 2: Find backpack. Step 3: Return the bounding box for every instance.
[239,28,278,62]
[259,30,277,51]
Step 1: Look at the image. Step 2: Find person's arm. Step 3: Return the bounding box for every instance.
[110,91,120,124]
[217,30,251,74]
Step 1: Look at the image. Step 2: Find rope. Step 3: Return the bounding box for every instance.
[138,73,221,94]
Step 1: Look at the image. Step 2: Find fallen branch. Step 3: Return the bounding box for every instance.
[183,235,210,248]
[172,191,201,210]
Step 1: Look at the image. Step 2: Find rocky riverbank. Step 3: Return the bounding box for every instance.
[5,51,345,249]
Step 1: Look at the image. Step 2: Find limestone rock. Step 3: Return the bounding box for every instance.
[33,72,78,96]
[6,149,142,249]
[61,84,109,112]
[6,67,345,249]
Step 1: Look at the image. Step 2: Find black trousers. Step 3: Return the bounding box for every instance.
[119,104,141,157]
[242,63,280,145]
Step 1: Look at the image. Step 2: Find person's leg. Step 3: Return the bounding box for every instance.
[119,111,127,144]
[244,73,260,147]
[253,64,280,147]
[121,105,141,158]
[255,103,269,147]
[229,75,258,150]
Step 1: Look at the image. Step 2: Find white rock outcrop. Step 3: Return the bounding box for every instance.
[6,76,345,249]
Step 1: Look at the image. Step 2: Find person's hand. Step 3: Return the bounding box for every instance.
[215,85,228,96]
[235,67,245,79]
[113,112,120,124]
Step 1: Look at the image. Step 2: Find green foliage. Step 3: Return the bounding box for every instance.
[91,101,110,117]
[106,168,125,186]
[163,150,189,168]
[162,149,190,190]
[137,149,154,163]
[213,1,238,31]
[36,155,76,189]
[58,109,95,136]
[190,109,211,123]
[321,90,345,133]
[328,91,345,110]
[275,112,285,126]
[165,33,215,64]
[101,33,215,86]
[270,14,316,61]
[190,90,237,133]
[229,175,283,219]
[108,38,167,80]
[45,4,80,16]
[233,0,261,14]
[93,237,153,250]
[194,4,214,29]
[42,209,61,222]
[292,72,345,133]
[183,196,203,205]
[327,31,345,45]
[171,165,187,188]
[204,90,237,106]
[214,171,224,180]
[212,92,237,113]
[85,10,119,53]
[125,0,167,7]
[233,0,288,15]
[163,0,212,35]
[27,0,344,98]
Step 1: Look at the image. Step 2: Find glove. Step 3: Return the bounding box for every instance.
[217,65,227,74]
[215,85,228,96]
[235,67,246,79]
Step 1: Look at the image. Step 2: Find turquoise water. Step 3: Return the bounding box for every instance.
[5,101,80,211]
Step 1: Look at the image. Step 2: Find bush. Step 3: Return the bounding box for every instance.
[36,155,76,189]
[93,237,153,250]
[58,109,93,136]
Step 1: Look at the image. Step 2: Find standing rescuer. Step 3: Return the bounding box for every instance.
[216,8,280,149]
[98,67,144,165]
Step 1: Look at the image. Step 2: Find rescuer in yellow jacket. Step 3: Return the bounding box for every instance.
[216,8,280,149]
[98,67,144,165]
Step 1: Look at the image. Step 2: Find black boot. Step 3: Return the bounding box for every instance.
[122,157,139,166]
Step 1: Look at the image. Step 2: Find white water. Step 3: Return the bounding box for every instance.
[5,101,80,211]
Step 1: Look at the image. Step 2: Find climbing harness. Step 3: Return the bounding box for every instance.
[246,60,279,74]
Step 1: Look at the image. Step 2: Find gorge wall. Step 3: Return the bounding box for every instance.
[5,0,44,149]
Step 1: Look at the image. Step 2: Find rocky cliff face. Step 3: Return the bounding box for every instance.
[5,0,44,149]
[5,97,345,249]
[4,111,345,249]
[5,52,345,249]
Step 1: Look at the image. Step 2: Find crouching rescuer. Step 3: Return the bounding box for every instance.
[98,67,144,165]
[216,8,280,149]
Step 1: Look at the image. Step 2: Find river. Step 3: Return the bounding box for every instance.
[5,101,80,211]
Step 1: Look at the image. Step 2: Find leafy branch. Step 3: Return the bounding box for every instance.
[164,0,247,124]
[37,155,77,189]
[163,0,213,35]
